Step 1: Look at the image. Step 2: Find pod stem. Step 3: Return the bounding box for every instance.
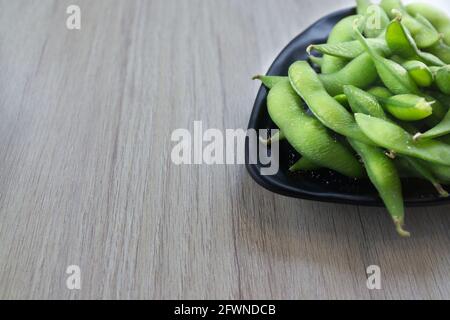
[260,131,284,146]
[394,218,411,238]
[306,45,314,55]
[385,150,397,159]
[434,183,449,198]
[392,9,403,21]
[413,132,423,141]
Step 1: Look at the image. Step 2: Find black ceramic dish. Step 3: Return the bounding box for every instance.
[246,7,450,207]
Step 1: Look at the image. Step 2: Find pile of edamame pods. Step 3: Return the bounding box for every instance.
[254,0,450,237]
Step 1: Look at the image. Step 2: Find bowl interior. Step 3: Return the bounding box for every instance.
[246,8,450,207]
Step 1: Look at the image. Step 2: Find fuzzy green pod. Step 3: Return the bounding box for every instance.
[349,139,409,236]
[367,86,393,99]
[290,157,320,172]
[383,94,433,121]
[253,75,287,89]
[267,80,364,177]
[308,38,390,59]
[344,85,387,119]
[380,0,440,48]
[319,53,378,96]
[436,66,450,95]
[385,16,445,66]
[406,3,450,46]
[361,4,390,38]
[322,15,362,74]
[289,61,373,145]
[354,23,420,95]
[355,113,450,166]
[402,60,434,88]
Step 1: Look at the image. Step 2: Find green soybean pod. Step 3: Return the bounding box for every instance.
[385,16,445,66]
[253,75,287,89]
[402,60,434,87]
[355,113,450,166]
[361,3,390,38]
[322,15,361,74]
[334,94,350,109]
[415,110,450,140]
[308,38,390,59]
[267,80,364,177]
[367,86,393,99]
[348,140,409,237]
[344,85,387,119]
[382,94,433,121]
[348,86,444,195]
[289,157,320,172]
[436,66,450,95]
[289,61,373,145]
[309,55,324,68]
[428,40,450,64]
[380,0,440,48]
[356,0,372,15]
[354,24,420,95]
[406,3,450,46]
[319,53,378,96]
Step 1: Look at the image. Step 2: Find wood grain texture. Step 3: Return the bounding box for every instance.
[0,0,450,300]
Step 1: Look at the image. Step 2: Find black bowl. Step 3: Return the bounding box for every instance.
[246,7,450,207]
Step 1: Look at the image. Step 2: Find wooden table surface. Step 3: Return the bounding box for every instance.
[1,0,450,300]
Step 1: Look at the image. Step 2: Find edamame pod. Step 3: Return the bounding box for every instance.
[436,66,450,95]
[253,75,287,89]
[354,24,420,95]
[360,3,390,38]
[309,55,324,68]
[267,80,364,177]
[356,0,372,15]
[355,113,450,166]
[344,85,387,119]
[415,110,450,141]
[402,61,434,87]
[290,157,320,172]
[385,17,445,66]
[308,38,390,59]
[347,85,443,195]
[319,53,378,96]
[367,86,393,99]
[289,61,373,145]
[406,2,450,46]
[348,139,409,236]
[322,15,361,74]
[383,94,433,121]
[334,94,350,109]
[428,41,450,65]
[380,0,440,48]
